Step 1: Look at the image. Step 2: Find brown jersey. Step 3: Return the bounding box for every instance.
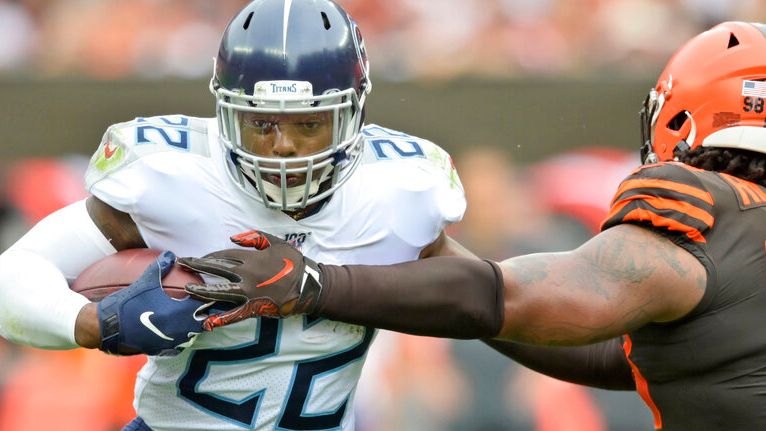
[602,161,766,430]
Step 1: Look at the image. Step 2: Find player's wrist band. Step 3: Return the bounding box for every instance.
[295,260,323,314]
[97,291,124,354]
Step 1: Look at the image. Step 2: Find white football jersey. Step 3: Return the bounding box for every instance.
[84,115,465,431]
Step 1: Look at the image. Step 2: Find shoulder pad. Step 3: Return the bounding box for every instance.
[359,124,463,192]
[85,115,210,186]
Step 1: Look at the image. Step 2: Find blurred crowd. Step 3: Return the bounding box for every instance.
[0,148,651,430]
[0,156,144,430]
[1,0,765,81]
[0,0,755,429]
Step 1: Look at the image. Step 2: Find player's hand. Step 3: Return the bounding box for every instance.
[98,251,211,356]
[178,230,323,330]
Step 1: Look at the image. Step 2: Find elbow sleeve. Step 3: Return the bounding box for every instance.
[0,199,116,349]
[0,249,90,348]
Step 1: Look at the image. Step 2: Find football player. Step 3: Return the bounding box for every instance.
[0,1,467,430]
[181,21,766,430]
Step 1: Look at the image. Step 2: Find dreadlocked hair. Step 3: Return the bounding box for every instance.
[676,147,766,187]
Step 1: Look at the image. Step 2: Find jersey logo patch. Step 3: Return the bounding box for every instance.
[283,232,311,251]
[90,136,126,174]
[104,140,118,159]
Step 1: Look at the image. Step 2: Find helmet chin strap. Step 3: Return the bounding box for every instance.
[261,177,321,206]
[673,112,697,161]
[684,112,697,148]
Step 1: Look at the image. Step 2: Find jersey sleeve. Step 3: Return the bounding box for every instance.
[359,125,466,249]
[600,162,715,247]
[84,115,210,213]
[407,139,466,224]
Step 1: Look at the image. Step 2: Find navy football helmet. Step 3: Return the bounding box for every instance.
[211,0,371,210]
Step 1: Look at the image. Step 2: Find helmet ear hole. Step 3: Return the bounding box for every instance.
[727,33,740,48]
[667,111,689,131]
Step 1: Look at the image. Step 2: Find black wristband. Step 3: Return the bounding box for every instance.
[293,258,323,314]
[97,295,122,354]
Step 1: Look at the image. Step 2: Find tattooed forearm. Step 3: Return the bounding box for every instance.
[513,302,653,346]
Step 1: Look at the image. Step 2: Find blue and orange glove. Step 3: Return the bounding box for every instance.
[98,251,211,356]
[178,230,323,330]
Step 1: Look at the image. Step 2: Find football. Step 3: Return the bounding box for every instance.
[70,248,203,301]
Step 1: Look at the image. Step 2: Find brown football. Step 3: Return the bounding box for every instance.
[70,248,203,301]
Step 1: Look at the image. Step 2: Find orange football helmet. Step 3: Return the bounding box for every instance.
[640,22,766,164]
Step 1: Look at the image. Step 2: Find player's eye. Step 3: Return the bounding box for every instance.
[300,121,320,130]
[244,119,276,134]
[295,119,326,136]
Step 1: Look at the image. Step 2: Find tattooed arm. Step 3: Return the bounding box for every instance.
[289,223,706,344]
[494,224,706,345]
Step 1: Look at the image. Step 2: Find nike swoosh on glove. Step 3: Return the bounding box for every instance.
[177,230,323,330]
[98,250,211,356]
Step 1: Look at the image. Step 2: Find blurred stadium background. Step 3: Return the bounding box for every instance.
[1,0,763,430]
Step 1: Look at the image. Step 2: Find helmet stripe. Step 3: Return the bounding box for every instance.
[282,0,293,58]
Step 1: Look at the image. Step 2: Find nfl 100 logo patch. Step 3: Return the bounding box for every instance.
[283,231,311,251]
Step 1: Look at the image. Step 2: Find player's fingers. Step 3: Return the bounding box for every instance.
[202,298,281,330]
[202,309,242,331]
[184,282,248,304]
[176,256,242,282]
[230,230,272,250]
[156,250,177,278]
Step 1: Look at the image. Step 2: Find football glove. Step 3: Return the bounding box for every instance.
[178,230,323,330]
[98,251,211,356]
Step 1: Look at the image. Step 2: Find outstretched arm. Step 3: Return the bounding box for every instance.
[493,224,705,345]
[184,224,705,346]
[307,224,705,345]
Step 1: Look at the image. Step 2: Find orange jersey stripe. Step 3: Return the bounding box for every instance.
[612,178,714,206]
[617,194,714,227]
[622,207,706,242]
[623,335,663,430]
[604,198,633,225]
[603,198,711,242]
